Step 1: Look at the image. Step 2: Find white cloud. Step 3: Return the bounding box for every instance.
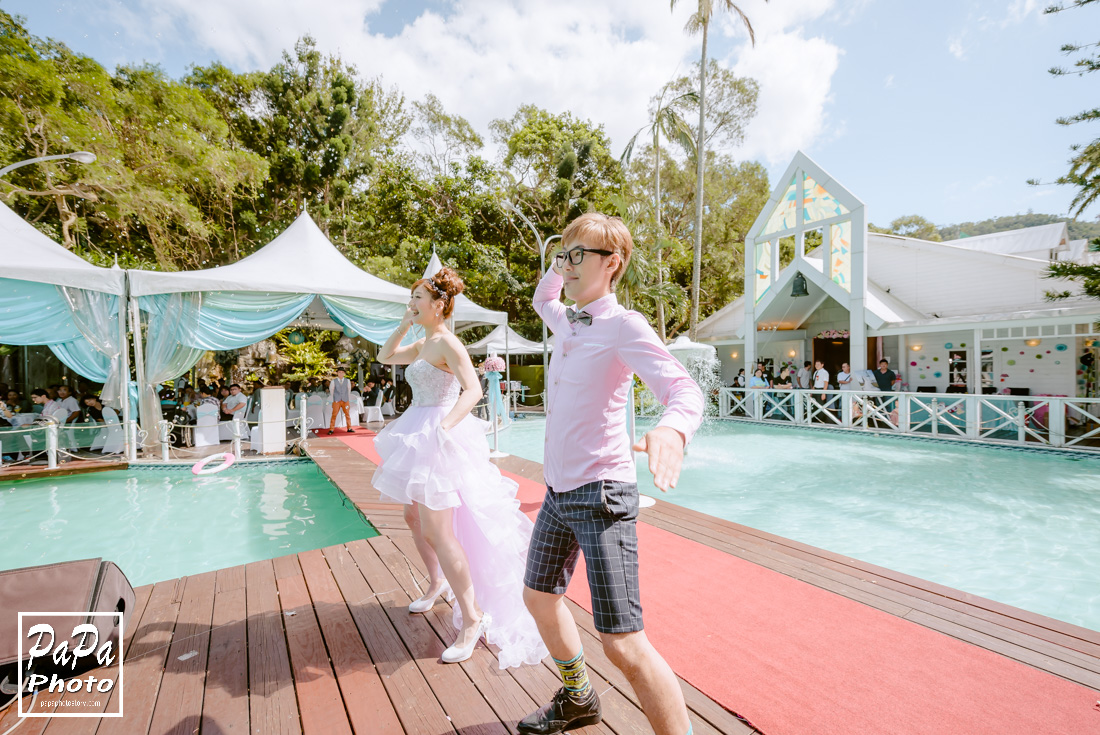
[111,0,842,167]
[948,34,966,60]
[1004,0,1042,26]
[884,74,895,88]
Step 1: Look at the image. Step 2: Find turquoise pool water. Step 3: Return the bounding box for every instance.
[0,461,376,587]
[498,416,1100,631]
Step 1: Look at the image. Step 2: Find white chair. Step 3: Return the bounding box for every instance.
[100,407,125,454]
[381,390,396,417]
[351,391,365,422]
[194,403,220,447]
[363,391,384,427]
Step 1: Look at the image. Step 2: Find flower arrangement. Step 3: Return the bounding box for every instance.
[481,356,506,373]
[816,329,850,339]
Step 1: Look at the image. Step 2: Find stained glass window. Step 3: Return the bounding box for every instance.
[829,221,851,292]
[761,177,798,235]
[804,174,849,224]
[755,240,773,303]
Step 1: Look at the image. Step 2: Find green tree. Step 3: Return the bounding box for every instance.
[670,0,764,340]
[621,83,697,340]
[0,10,269,267]
[411,93,485,176]
[491,104,623,234]
[188,36,409,241]
[1031,0,1099,216]
[871,214,942,241]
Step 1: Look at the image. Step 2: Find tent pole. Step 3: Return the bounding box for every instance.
[119,274,132,456]
[129,297,148,457]
[505,321,511,414]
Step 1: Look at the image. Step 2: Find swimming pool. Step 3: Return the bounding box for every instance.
[0,461,377,587]
[498,416,1100,631]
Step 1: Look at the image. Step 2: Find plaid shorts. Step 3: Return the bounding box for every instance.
[524,479,643,634]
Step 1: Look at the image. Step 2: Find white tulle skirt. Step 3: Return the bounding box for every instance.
[373,405,549,669]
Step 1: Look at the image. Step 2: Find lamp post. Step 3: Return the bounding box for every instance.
[0,151,97,179]
[503,202,561,385]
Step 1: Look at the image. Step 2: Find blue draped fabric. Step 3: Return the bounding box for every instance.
[486,371,507,419]
[52,338,112,383]
[137,292,314,350]
[0,278,82,344]
[321,295,424,345]
[0,278,120,393]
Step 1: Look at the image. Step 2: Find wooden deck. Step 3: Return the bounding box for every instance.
[0,459,128,481]
[3,434,1097,734]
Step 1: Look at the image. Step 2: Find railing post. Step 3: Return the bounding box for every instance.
[300,396,309,440]
[1049,398,1065,447]
[233,418,243,457]
[794,391,804,424]
[965,396,979,439]
[1017,401,1026,443]
[126,421,138,461]
[159,421,170,461]
[841,393,852,427]
[931,399,939,436]
[46,423,58,469]
[719,389,729,418]
[752,391,763,421]
[898,393,910,433]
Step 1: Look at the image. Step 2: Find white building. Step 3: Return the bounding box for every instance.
[698,152,1100,399]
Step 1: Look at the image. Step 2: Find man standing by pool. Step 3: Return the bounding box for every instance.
[328,367,355,435]
[521,213,704,735]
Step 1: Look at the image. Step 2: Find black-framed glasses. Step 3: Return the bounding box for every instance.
[554,247,614,267]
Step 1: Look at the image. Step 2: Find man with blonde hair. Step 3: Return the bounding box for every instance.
[520,212,704,735]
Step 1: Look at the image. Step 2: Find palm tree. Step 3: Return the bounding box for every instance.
[621,84,697,341]
[671,0,762,340]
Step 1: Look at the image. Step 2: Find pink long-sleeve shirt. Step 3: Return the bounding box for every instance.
[533,267,705,493]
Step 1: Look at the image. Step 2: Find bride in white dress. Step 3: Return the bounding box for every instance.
[373,268,548,668]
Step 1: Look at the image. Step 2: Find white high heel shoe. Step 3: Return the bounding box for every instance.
[441,612,491,663]
[408,582,454,613]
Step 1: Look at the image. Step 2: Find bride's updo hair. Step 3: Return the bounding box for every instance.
[412,267,465,319]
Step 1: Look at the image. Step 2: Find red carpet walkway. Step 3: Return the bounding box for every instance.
[339,434,1100,735]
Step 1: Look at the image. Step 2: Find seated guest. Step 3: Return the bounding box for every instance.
[198,385,220,407]
[6,389,31,413]
[774,366,793,389]
[83,394,105,423]
[218,386,233,421]
[364,379,380,405]
[32,388,66,422]
[222,384,248,420]
[55,385,82,424]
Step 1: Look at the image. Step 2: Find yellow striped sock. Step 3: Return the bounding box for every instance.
[553,649,592,702]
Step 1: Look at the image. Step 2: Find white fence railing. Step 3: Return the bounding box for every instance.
[716,388,1100,451]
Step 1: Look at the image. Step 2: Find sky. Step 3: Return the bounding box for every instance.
[4,0,1097,227]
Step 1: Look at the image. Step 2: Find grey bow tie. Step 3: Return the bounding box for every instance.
[566,308,592,326]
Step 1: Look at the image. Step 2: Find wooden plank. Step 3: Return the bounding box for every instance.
[245,560,302,735]
[272,553,303,581]
[95,578,185,735]
[147,570,217,735]
[351,538,507,735]
[215,564,247,593]
[33,585,154,735]
[298,548,403,735]
[275,569,354,735]
[387,535,618,735]
[323,542,454,734]
[201,584,249,734]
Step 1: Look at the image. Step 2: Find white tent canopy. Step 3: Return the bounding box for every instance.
[1,201,124,294]
[421,251,507,329]
[128,212,410,301]
[466,324,549,355]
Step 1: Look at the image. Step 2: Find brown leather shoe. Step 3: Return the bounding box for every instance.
[517,687,601,734]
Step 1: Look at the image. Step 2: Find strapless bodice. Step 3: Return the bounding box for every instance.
[406,359,461,407]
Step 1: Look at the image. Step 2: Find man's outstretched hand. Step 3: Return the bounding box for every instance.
[632,426,685,493]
